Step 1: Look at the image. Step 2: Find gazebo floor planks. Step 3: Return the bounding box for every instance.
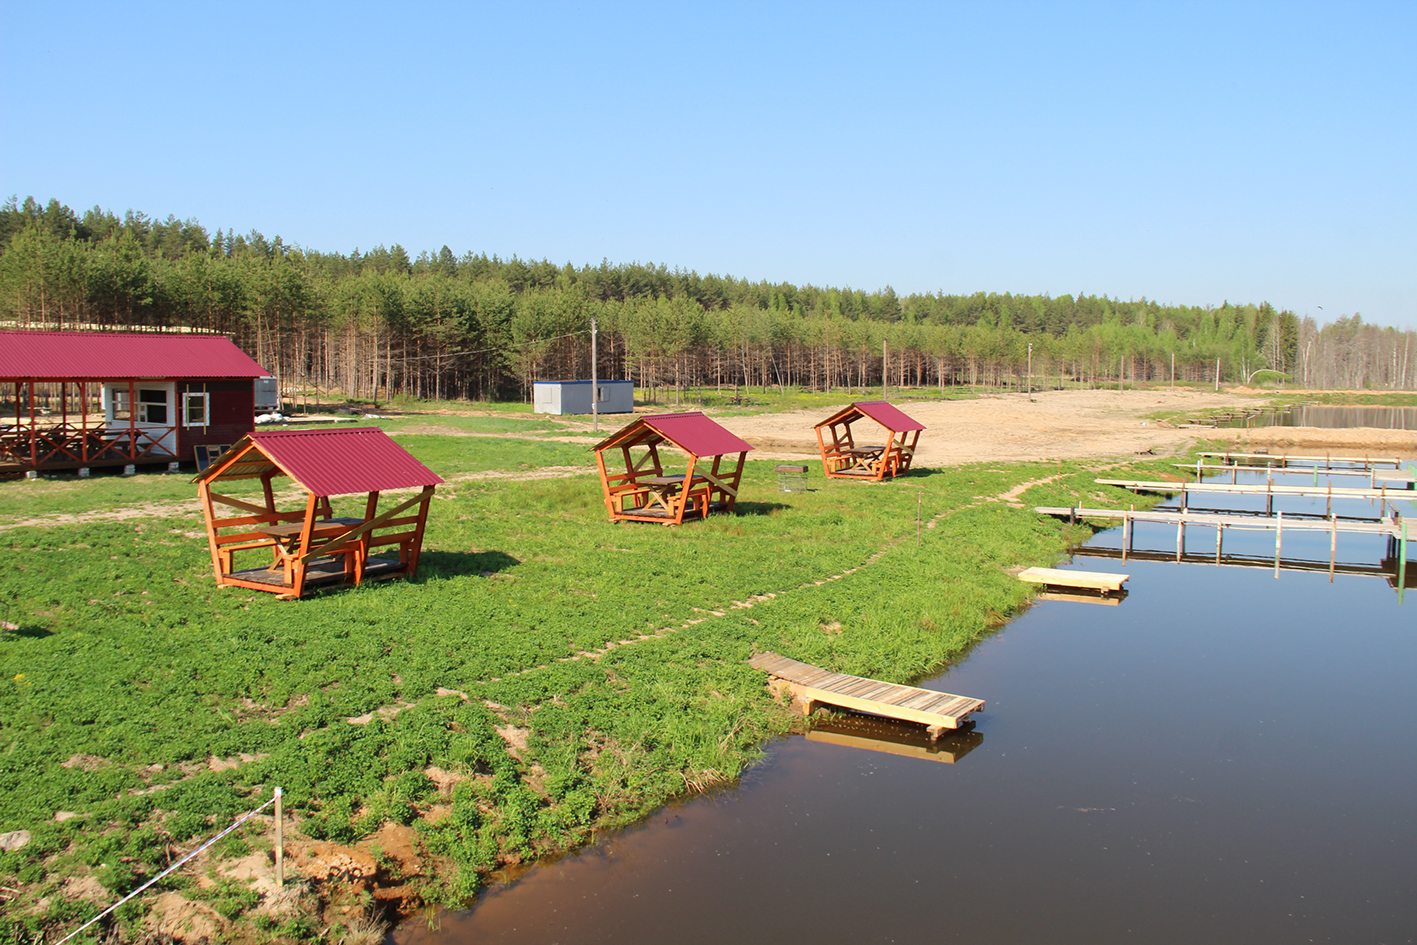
[749,652,984,737]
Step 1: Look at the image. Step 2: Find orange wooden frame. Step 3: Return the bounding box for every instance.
[594,426,746,526]
[815,409,921,482]
[195,442,435,599]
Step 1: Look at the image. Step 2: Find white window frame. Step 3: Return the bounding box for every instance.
[183,391,210,428]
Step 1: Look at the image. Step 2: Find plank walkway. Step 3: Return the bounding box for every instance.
[1017,567,1128,593]
[1096,478,1415,502]
[1037,505,1408,538]
[1172,463,1416,488]
[1196,451,1403,469]
[750,652,983,737]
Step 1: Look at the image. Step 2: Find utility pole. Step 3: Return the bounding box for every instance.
[882,339,888,400]
[1027,342,1033,395]
[591,317,599,433]
[1215,357,1221,391]
[1171,352,1175,387]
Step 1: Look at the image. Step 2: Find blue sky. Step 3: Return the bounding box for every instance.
[2,1,1413,329]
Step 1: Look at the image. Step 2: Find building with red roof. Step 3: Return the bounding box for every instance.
[0,330,271,474]
[192,427,444,598]
[593,412,754,525]
[814,401,925,481]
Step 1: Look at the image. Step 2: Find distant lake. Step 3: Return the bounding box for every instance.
[1219,404,1417,430]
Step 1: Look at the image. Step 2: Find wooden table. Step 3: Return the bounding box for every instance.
[838,446,884,474]
[639,474,714,515]
[258,516,367,581]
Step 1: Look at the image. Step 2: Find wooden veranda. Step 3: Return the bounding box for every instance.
[0,330,269,475]
[814,401,924,481]
[193,427,444,599]
[593,412,754,525]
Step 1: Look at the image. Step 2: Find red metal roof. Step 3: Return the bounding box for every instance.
[198,427,444,496]
[0,330,270,380]
[643,412,755,456]
[594,412,755,457]
[817,401,926,432]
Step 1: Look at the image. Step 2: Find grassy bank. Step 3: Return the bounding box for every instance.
[0,431,1179,943]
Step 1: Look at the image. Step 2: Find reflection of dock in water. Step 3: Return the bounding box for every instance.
[1019,567,1129,605]
[1074,545,1415,589]
[807,714,983,764]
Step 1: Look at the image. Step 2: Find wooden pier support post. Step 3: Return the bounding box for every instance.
[1176,519,1184,562]
[1329,514,1338,583]
[1274,511,1283,579]
[1215,522,1223,564]
[1122,507,1133,563]
[1400,521,1409,605]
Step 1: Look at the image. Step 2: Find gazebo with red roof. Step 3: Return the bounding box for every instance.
[0,330,271,475]
[814,401,925,482]
[593,412,754,525]
[193,427,444,599]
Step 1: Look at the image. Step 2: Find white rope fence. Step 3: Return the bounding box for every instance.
[55,787,282,945]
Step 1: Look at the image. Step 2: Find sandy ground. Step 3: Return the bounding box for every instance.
[710,389,1417,464]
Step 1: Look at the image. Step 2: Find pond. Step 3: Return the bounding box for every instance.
[1219,404,1417,430]
[390,471,1416,945]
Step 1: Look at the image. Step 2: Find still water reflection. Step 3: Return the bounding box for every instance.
[392,483,1416,945]
[1221,404,1417,430]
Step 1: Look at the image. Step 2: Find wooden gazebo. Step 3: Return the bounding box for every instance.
[593,412,754,525]
[815,401,925,481]
[193,427,444,599]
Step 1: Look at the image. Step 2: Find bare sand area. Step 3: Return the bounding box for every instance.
[711,389,1417,464]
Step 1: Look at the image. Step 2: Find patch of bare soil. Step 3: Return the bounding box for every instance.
[723,389,1417,463]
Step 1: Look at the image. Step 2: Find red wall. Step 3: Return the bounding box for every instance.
[175,380,255,459]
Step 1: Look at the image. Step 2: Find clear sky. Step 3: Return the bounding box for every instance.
[2,1,1413,329]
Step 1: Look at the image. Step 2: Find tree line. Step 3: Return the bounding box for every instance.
[2,195,1413,401]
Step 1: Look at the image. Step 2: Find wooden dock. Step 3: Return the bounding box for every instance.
[1197,451,1403,470]
[749,652,983,738]
[1097,478,1414,502]
[1018,566,1128,595]
[1037,505,1410,592]
[1172,463,1416,488]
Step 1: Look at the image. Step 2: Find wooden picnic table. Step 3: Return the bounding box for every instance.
[837,445,884,474]
[257,516,367,581]
[640,474,711,514]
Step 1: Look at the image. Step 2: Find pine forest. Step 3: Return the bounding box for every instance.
[3,196,1413,403]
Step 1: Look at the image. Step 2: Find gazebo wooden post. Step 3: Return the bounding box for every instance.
[406,485,434,576]
[289,492,320,598]
[196,480,226,583]
[359,490,381,583]
[675,454,699,524]
[594,447,617,521]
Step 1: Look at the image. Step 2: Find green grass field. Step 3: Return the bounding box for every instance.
[0,430,1176,941]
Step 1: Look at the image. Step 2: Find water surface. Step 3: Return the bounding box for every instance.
[393,480,1416,945]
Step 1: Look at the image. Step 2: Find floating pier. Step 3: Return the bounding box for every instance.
[750,652,984,738]
[1018,567,1129,597]
[1172,463,1415,489]
[1096,477,1417,516]
[1038,505,1409,593]
[1197,451,1403,470]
